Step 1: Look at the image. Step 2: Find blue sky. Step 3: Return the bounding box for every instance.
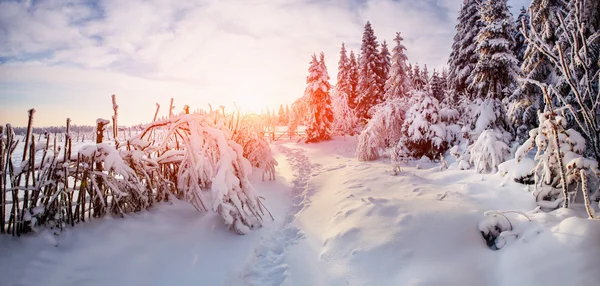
[0,0,530,126]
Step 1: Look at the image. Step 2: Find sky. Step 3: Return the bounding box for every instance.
[0,0,530,127]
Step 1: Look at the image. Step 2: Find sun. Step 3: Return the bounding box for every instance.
[232,93,267,114]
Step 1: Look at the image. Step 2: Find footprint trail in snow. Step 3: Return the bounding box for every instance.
[240,144,316,286]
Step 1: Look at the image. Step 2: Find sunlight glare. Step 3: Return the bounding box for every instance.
[233,93,268,114]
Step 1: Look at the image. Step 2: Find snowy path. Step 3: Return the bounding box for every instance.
[240,145,314,285]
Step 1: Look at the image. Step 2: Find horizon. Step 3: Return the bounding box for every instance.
[0,0,529,127]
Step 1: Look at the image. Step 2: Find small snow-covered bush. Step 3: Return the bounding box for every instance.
[232,114,278,181]
[399,90,453,160]
[468,129,511,173]
[450,145,471,170]
[515,109,600,210]
[356,96,408,161]
[468,98,510,141]
[498,158,536,184]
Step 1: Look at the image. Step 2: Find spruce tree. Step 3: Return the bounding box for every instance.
[347,50,360,110]
[412,63,425,91]
[406,63,413,84]
[468,0,520,136]
[356,21,382,120]
[285,104,290,121]
[384,32,410,100]
[305,53,334,143]
[337,43,351,98]
[507,6,535,142]
[521,0,566,102]
[278,104,285,125]
[430,69,444,101]
[378,40,391,96]
[469,0,520,100]
[447,0,484,97]
[513,7,529,66]
[421,64,430,87]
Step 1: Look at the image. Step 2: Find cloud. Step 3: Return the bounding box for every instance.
[0,0,529,126]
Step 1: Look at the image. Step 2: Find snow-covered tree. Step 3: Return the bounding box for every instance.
[466,97,513,172]
[378,40,391,96]
[468,0,520,101]
[412,63,426,91]
[429,69,445,101]
[448,0,483,97]
[330,87,359,136]
[337,43,351,99]
[514,108,599,210]
[421,64,430,87]
[398,90,453,160]
[522,0,600,162]
[356,21,382,120]
[304,53,334,143]
[465,0,519,172]
[288,96,309,138]
[512,1,566,142]
[278,104,286,125]
[513,6,529,66]
[468,129,511,173]
[346,50,360,111]
[384,32,410,100]
[356,96,409,161]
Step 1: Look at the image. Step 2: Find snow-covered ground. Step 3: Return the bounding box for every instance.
[1,136,598,286]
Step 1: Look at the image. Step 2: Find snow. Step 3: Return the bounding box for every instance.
[1,136,598,285]
[498,157,535,181]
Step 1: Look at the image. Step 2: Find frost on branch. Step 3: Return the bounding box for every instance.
[515,109,600,210]
[356,96,408,161]
[330,87,359,136]
[133,114,267,234]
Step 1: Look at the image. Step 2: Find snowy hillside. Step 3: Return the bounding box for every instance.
[2,136,598,286]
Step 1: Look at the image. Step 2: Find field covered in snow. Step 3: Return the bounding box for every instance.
[1,136,598,286]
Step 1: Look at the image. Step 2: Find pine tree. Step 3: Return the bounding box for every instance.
[421,64,430,87]
[520,0,566,106]
[285,104,290,123]
[440,68,455,107]
[305,53,334,143]
[406,63,413,84]
[506,6,536,142]
[356,21,382,120]
[337,43,351,98]
[412,63,425,91]
[331,87,358,136]
[447,0,484,97]
[378,40,391,96]
[469,0,520,101]
[430,69,444,101]
[384,32,410,100]
[465,0,521,171]
[513,6,529,65]
[278,104,285,125]
[399,90,451,160]
[347,50,360,110]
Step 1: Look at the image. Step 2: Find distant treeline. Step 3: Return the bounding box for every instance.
[11,125,96,135]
